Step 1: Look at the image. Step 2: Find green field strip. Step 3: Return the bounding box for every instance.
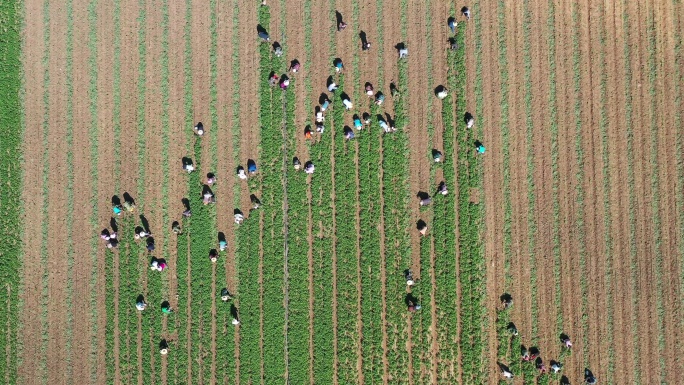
[116,216,140,382]
[673,0,684,358]
[571,4,590,370]
[136,0,147,211]
[494,0,515,372]
[259,6,287,382]
[105,0,121,381]
[646,11,666,382]
[86,0,101,381]
[38,0,51,381]
[383,7,411,382]
[0,0,22,381]
[595,3,615,381]
[621,3,642,382]
[304,3,334,384]
[451,8,485,383]
[546,0,564,345]
[63,0,75,378]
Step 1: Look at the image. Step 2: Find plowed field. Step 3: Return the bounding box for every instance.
[11,0,684,384]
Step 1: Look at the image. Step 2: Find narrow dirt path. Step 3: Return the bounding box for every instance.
[626,0,658,381]
[653,0,684,381]
[45,1,70,382]
[577,0,609,377]
[477,0,504,377]
[604,1,635,383]
[18,0,46,382]
[94,0,117,382]
[70,0,97,382]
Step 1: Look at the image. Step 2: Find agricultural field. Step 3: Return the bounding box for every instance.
[2,0,683,384]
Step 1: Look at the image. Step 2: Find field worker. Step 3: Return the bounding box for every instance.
[315,122,325,134]
[550,361,563,373]
[438,181,448,195]
[289,59,301,73]
[501,295,513,309]
[209,249,218,263]
[305,129,313,139]
[561,336,572,349]
[449,37,459,51]
[344,127,355,140]
[374,92,385,105]
[279,77,290,90]
[398,46,408,59]
[327,81,338,92]
[234,212,244,224]
[274,44,283,57]
[251,195,261,210]
[417,221,427,236]
[183,208,192,217]
[461,6,471,20]
[362,112,371,125]
[433,150,443,162]
[333,58,344,72]
[436,87,448,100]
[146,238,155,253]
[248,160,257,174]
[232,318,240,326]
[203,191,216,205]
[521,346,530,361]
[316,110,325,123]
[500,368,513,379]
[465,112,475,128]
[362,41,371,51]
[101,229,111,241]
[183,162,194,173]
[194,122,204,136]
[321,97,331,111]
[237,166,247,180]
[123,200,136,212]
[353,115,363,130]
[293,157,302,170]
[507,322,518,336]
[161,303,173,314]
[475,141,486,154]
[304,161,315,174]
[338,20,347,31]
[219,239,228,251]
[405,270,415,286]
[584,369,597,384]
[206,173,216,186]
[407,299,421,312]
[448,17,457,33]
[113,204,123,216]
[136,299,147,311]
[106,238,119,249]
[365,82,374,96]
[269,72,279,87]
[172,221,182,234]
[342,96,353,110]
[221,288,233,302]
[535,358,546,374]
[379,119,392,133]
[258,30,270,42]
[159,340,169,355]
[419,195,432,206]
[135,228,150,240]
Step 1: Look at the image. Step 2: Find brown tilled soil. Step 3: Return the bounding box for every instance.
[71,0,97,383]
[45,1,70,383]
[19,0,46,383]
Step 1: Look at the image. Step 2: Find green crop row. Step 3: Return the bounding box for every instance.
[260,6,287,383]
[87,0,101,380]
[449,13,486,384]
[64,0,75,376]
[0,0,22,381]
[646,12,667,382]
[673,0,684,353]
[307,2,335,382]
[595,1,614,382]
[38,0,51,380]
[571,4,590,370]
[383,18,411,385]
